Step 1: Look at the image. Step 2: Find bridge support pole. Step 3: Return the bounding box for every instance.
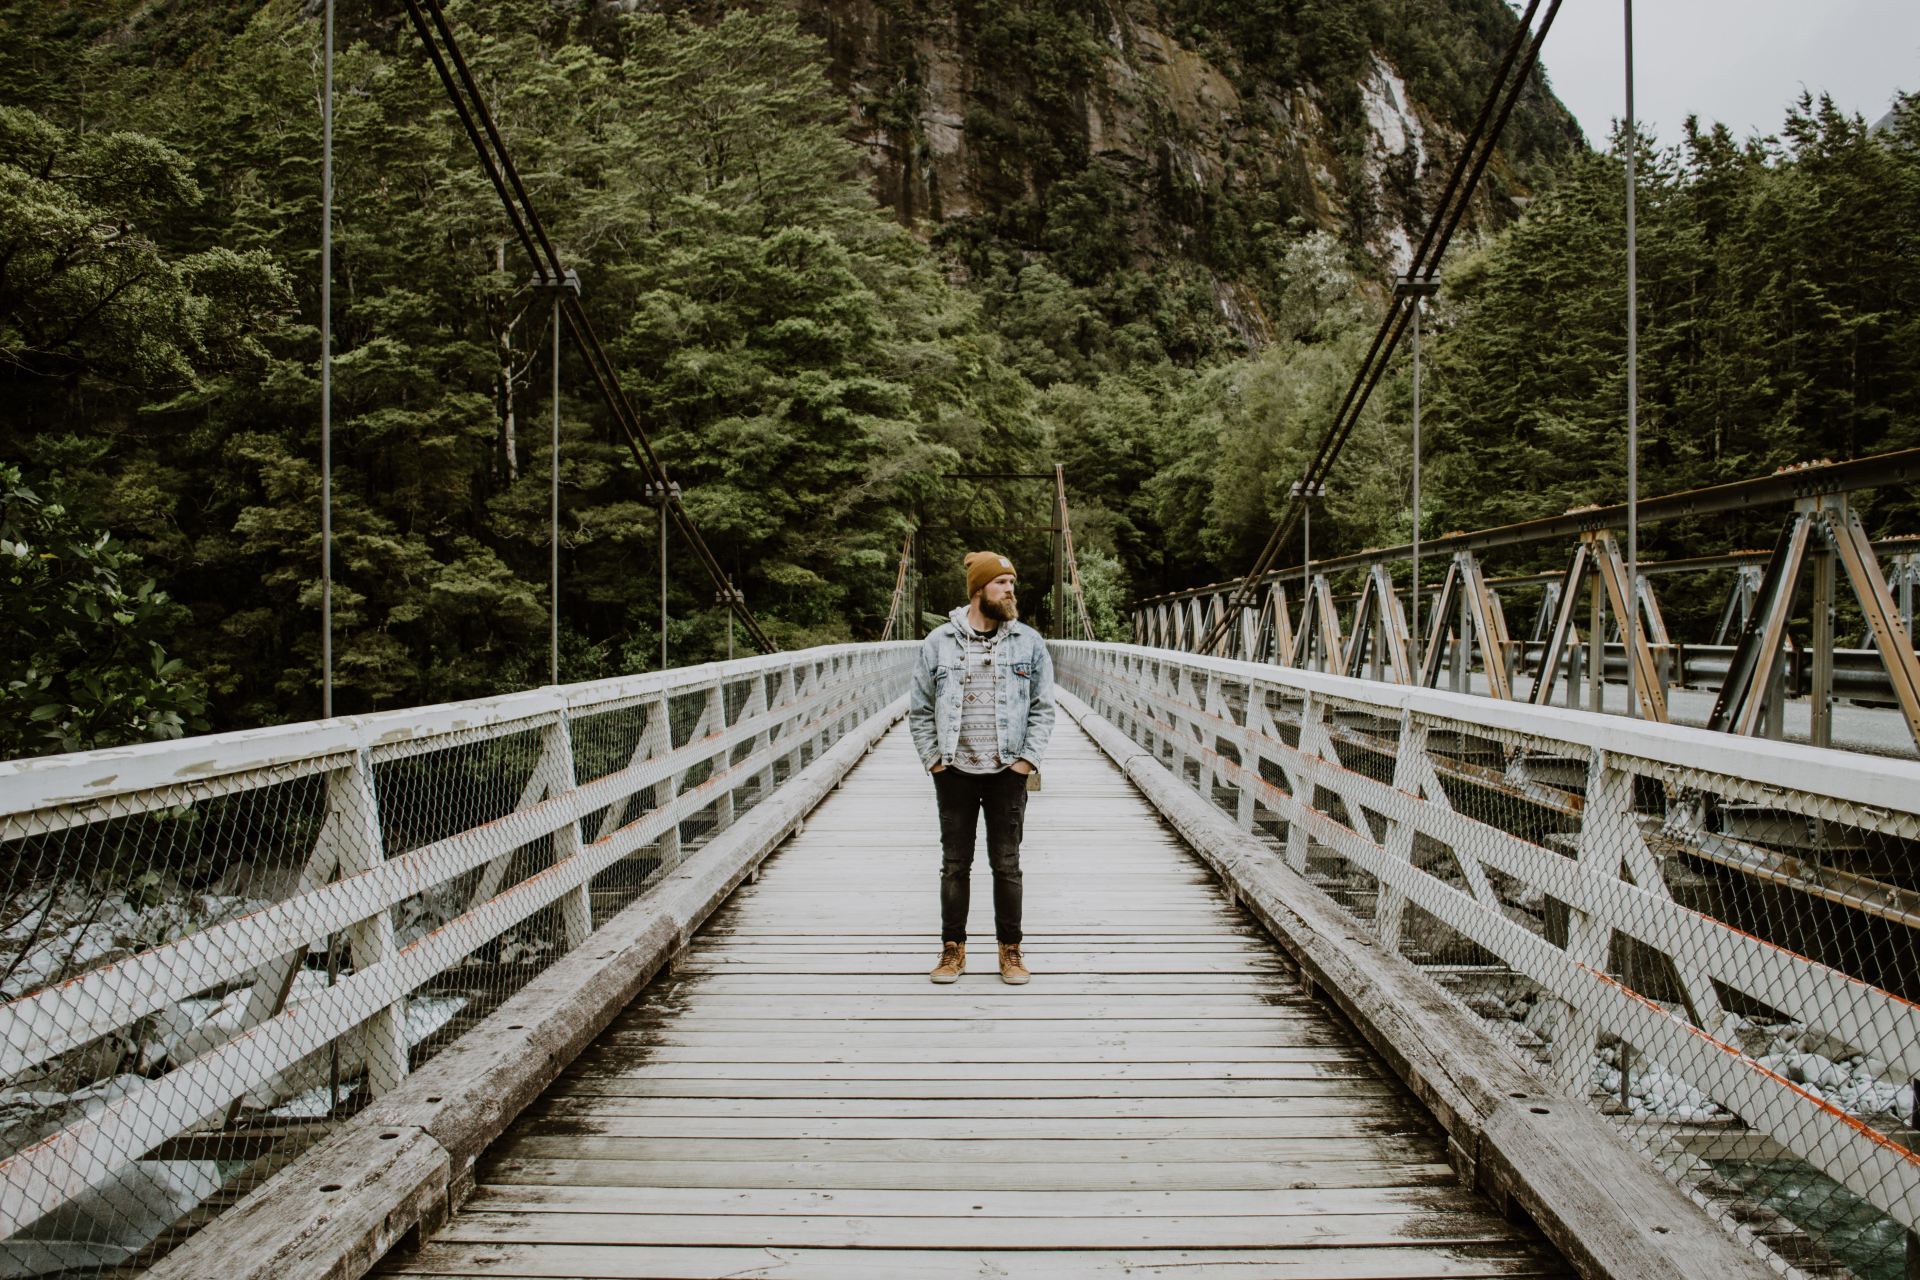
[1532,543,1591,708]
[646,693,683,869]
[1712,494,1920,750]
[1894,550,1918,640]
[1824,494,1920,750]
[337,749,408,1096]
[1588,531,1668,721]
[537,717,593,949]
[1588,558,1606,715]
[1266,584,1294,667]
[1812,539,1836,750]
[1375,718,1429,953]
[741,672,777,803]
[1281,694,1318,873]
[1713,565,1762,644]
[707,684,736,834]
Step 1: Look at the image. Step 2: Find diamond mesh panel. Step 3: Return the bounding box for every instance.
[0,644,915,1277]
[1057,641,1920,1280]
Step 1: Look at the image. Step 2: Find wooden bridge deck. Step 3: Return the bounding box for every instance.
[378,719,1569,1279]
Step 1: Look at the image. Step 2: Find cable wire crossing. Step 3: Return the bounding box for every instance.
[399,0,776,655]
[1197,0,1565,656]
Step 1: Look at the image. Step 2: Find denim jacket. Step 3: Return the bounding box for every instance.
[907,606,1055,773]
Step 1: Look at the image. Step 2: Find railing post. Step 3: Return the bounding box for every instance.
[1452,581,1470,693]
[646,693,683,869]
[1588,560,1607,715]
[744,671,777,802]
[1811,536,1837,750]
[535,716,593,949]
[1282,693,1317,872]
[335,747,407,1095]
[707,683,736,833]
[1376,716,1428,952]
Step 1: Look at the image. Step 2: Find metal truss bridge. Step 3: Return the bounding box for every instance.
[1132,450,1920,759]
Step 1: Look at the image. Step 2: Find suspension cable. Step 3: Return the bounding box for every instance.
[400,0,777,654]
[1055,466,1097,642]
[1196,0,1562,655]
[880,532,913,643]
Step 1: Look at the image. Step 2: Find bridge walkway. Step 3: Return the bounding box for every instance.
[376,718,1569,1279]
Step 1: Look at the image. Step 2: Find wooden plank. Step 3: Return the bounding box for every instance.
[477,1157,1463,1193]
[573,1044,1362,1064]
[667,956,1282,972]
[508,1115,1421,1141]
[488,1136,1450,1165]
[529,1096,1396,1121]
[550,1076,1394,1100]
[651,979,1289,995]
[430,1209,1527,1249]
[623,994,1301,1012]
[476,1159,1451,1197]
[685,937,1260,949]
[561,1060,1387,1081]
[587,1028,1351,1043]
[385,1241,1567,1278]
[463,1182,1488,1217]
[700,929,1257,939]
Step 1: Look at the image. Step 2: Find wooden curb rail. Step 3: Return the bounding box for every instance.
[1058,687,1776,1280]
[144,696,908,1280]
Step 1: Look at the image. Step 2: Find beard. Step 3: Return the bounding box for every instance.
[980,593,1019,624]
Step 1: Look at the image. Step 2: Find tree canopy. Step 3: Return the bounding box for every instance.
[1,0,1914,756]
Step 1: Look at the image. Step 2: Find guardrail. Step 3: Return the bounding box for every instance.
[0,644,916,1274]
[1054,641,1920,1278]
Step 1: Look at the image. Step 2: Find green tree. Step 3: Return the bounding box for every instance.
[0,466,206,755]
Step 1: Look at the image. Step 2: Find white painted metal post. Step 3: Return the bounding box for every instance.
[647,692,683,868]
[709,683,735,832]
[661,499,669,670]
[1454,575,1470,694]
[537,717,592,948]
[320,0,334,719]
[550,295,561,686]
[335,751,406,1095]
[1302,499,1311,644]
[1624,0,1641,720]
[1394,275,1437,667]
[1411,295,1422,664]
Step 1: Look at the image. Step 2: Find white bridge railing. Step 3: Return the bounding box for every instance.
[0,644,914,1272]
[1056,642,1920,1276]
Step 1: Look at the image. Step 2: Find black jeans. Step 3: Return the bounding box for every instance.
[933,767,1028,945]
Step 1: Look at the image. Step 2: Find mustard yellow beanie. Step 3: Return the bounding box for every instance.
[965,551,1016,598]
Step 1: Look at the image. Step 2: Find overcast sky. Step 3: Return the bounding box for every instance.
[1534,0,1918,148]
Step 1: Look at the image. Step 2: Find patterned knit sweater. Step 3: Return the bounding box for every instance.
[951,615,1005,774]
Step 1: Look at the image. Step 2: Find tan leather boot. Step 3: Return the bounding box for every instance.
[998,942,1030,985]
[929,941,965,984]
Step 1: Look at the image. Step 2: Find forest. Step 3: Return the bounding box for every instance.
[2,0,1915,757]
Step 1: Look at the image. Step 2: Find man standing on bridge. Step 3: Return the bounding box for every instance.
[907,551,1055,986]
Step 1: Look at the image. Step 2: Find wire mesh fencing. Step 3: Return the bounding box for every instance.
[0,643,913,1277]
[1056,641,1920,1280]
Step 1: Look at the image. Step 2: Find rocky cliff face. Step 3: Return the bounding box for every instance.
[791,0,1581,348]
